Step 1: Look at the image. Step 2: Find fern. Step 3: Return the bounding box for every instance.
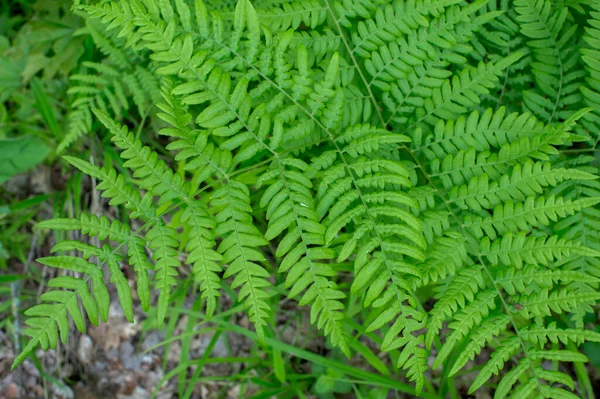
[12,1,600,397]
[212,180,272,340]
[258,0,327,31]
[515,0,583,123]
[258,158,351,355]
[581,0,600,142]
[57,16,161,153]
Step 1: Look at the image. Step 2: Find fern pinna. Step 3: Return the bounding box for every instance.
[13,0,600,397]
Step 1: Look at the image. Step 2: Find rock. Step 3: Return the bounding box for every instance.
[281,325,296,344]
[140,355,153,371]
[22,360,40,378]
[227,385,241,399]
[2,174,28,195]
[77,335,94,364]
[30,166,53,194]
[122,375,137,395]
[142,371,163,392]
[117,386,151,399]
[51,383,74,399]
[238,315,250,329]
[3,383,19,399]
[32,385,43,397]
[475,390,493,399]
[120,341,134,359]
[141,332,162,352]
[89,303,139,352]
[73,382,100,399]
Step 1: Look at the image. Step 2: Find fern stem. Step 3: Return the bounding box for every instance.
[495,37,512,111]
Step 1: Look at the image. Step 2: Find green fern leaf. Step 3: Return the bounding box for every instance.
[449,161,597,212]
[520,322,600,345]
[464,196,600,240]
[426,264,484,348]
[448,314,511,376]
[147,222,181,325]
[434,289,498,369]
[468,336,521,394]
[259,159,350,356]
[212,180,271,341]
[518,288,600,318]
[480,232,600,268]
[182,201,222,318]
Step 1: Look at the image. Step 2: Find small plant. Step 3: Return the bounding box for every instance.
[10,0,600,397]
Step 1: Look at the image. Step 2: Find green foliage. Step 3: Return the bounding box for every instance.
[0,136,50,184]
[9,0,600,397]
[0,0,160,157]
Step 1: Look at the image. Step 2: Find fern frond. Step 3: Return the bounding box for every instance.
[182,201,222,318]
[331,0,392,29]
[289,30,341,62]
[472,344,590,396]
[82,1,144,49]
[157,82,231,184]
[402,53,524,129]
[259,0,327,31]
[57,108,92,154]
[367,304,429,393]
[433,289,498,368]
[350,0,463,57]
[103,248,134,323]
[413,107,546,158]
[415,231,468,286]
[463,196,600,240]
[468,336,521,393]
[147,221,181,325]
[41,256,108,321]
[448,161,597,212]
[581,0,600,140]
[57,30,148,153]
[94,109,190,203]
[426,265,485,348]
[493,357,531,399]
[259,158,350,355]
[13,255,114,368]
[86,19,132,69]
[63,155,156,220]
[449,313,511,375]
[518,288,600,317]
[38,215,153,312]
[515,0,582,122]
[314,123,429,392]
[420,210,451,244]
[427,110,587,189]
[480,232,600,268]
[15,1,600,396]
[553,170,600,280]
[495,265,599,295]
[520,322,600,345]
[212,180,271,341]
